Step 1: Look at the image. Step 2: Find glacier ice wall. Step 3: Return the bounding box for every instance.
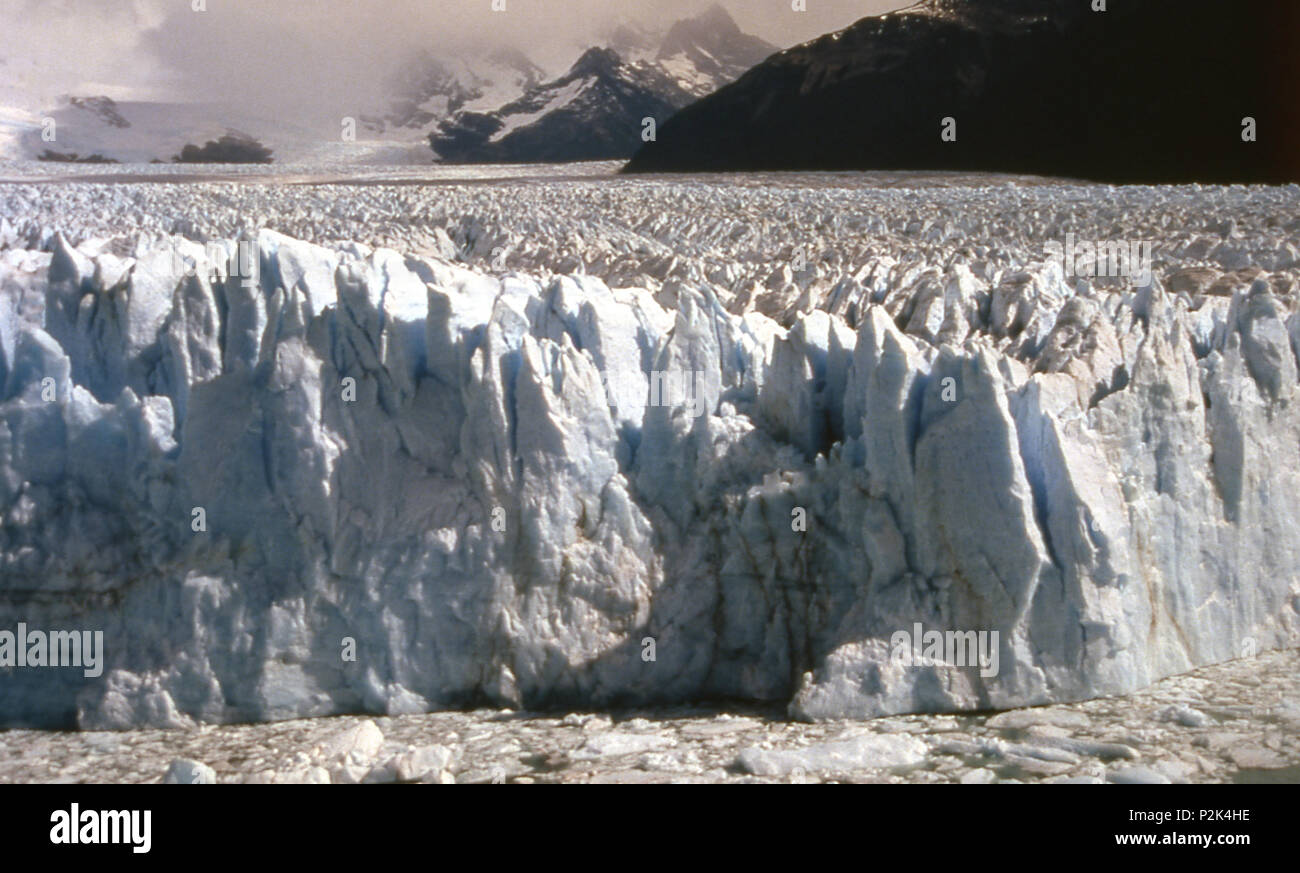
[1,183,1299,728]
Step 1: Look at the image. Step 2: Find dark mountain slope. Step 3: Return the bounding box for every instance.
[624,0,1300,183]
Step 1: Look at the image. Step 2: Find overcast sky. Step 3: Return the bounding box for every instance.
[0,0,912,116]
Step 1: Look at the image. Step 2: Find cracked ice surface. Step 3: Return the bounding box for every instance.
[0,175,1298,729]
[3,649,1298,784]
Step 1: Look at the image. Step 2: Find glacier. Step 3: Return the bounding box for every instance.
[0,176,1297,729]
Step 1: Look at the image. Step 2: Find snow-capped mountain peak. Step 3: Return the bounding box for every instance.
[658,3,750,58]
[429,4,775,163]
[655,4,776,98]
[430,45,687,163]
[567,47,624,79]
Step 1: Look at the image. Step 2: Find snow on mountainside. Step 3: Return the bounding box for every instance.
[654,3,779,99]
[0,177,1298,728]
[431,4,775,163]
[430,48,692,164]
[358,47,548,140]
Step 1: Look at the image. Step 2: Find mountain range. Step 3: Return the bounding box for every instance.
[429,5,774,163]
[6,0,1297,182]
[1,4,775,166]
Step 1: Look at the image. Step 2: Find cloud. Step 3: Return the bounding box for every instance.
[0,0,169,105]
